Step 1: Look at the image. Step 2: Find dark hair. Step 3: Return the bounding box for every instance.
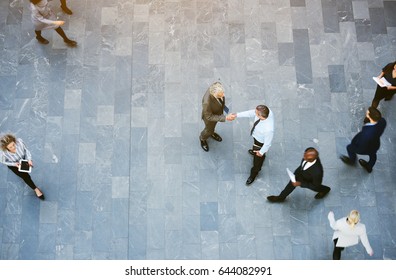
[383,61,396,74]
[368,107,382,122]
[30,0,42,4]
[256,105,269,118]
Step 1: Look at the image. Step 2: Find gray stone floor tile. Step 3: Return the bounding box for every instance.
[1,0,395,261]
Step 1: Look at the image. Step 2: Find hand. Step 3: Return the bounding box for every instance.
[254,151,263,157]
[226,113,236,121]
[55,21,65,26]
[15,162,20,168]
[28,160,33,167]
[369,251,374,256]
[292,181,301,187]
[387,86,393,90]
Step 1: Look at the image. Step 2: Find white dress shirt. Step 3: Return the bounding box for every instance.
[328,212,373,255]
[236,108,274,155]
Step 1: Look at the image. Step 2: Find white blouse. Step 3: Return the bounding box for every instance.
[1,138,32,167]
[328,212,373,255]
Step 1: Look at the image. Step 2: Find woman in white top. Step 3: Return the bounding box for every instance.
[0,134,44,200]
[30,0,77,46]
[328,210,373,260]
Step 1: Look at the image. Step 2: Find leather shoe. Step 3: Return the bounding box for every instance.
[200,140,209,152]
[35,188,45,200]
[64,39,77,47]
[359,159,372,173]
[340,155,354,165]
[248,149,255,156]
[267,195,285,203]
[211,132,222,142]
[245,176,255,186]
[36,37,49,44]
[61,5,73,15]
[314,188,331,199]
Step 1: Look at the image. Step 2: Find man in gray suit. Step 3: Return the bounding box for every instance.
[199,82,234,152]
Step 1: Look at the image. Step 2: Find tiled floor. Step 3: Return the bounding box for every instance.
[0,0,395,260]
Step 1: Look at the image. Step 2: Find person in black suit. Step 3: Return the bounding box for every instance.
[267,147,331,203]
[199,82,234,152]
[340,107,386,173]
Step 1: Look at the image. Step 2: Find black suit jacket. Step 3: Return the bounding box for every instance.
[351,118,386,153]
[294,158,324,190]
[201,89,226,123]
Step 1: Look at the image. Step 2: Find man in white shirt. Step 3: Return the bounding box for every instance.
[233,105,274,186]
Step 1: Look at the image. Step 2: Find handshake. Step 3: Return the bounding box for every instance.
[226,113,237,121]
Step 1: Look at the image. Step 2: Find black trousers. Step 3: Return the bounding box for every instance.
[371,85,396,108]
[279,180,331,199]
[332,238,344,260]
[347,143,377,168]
[8,166,37,190]
[250,138,266,178]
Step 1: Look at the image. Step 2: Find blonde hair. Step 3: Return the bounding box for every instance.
[0,134,16,151]
[209,82,224,97]
[347,210,360,227]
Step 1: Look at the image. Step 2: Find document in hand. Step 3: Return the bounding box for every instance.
[373,77,391,87]
[286,168,296,183]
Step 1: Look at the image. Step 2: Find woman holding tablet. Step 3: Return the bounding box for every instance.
[371,61,396,108]
[0,134,44,200]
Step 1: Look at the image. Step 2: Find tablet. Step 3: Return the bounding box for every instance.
[18,160,31,173]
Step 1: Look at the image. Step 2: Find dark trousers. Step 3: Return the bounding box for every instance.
[200,120,217,141]
[332,238,344,260]
[347,144,377,168]
[8,166,37,190]
[371,85,396,108]
[278,180,331,199]
[250,138,266,178]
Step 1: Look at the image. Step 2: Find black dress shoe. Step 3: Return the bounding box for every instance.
[248,149,255,156]
[211,132,222,142]
[359,159,372,173]
[35,188,45,200]
[267,195,285,203]
[340,155,354,165]
[61,5,73,15]
[245,176,255,186]
[200,140,209,152]
[314,188,331,199]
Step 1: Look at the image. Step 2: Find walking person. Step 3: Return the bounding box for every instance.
[267,147,330,202]
[328,210,373,260]
[1,134,45,200]
[199,82,234,152]
[30,0,77,46]
[232,105,274,186]
[340,107,386,173]
[371,61,396,108]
